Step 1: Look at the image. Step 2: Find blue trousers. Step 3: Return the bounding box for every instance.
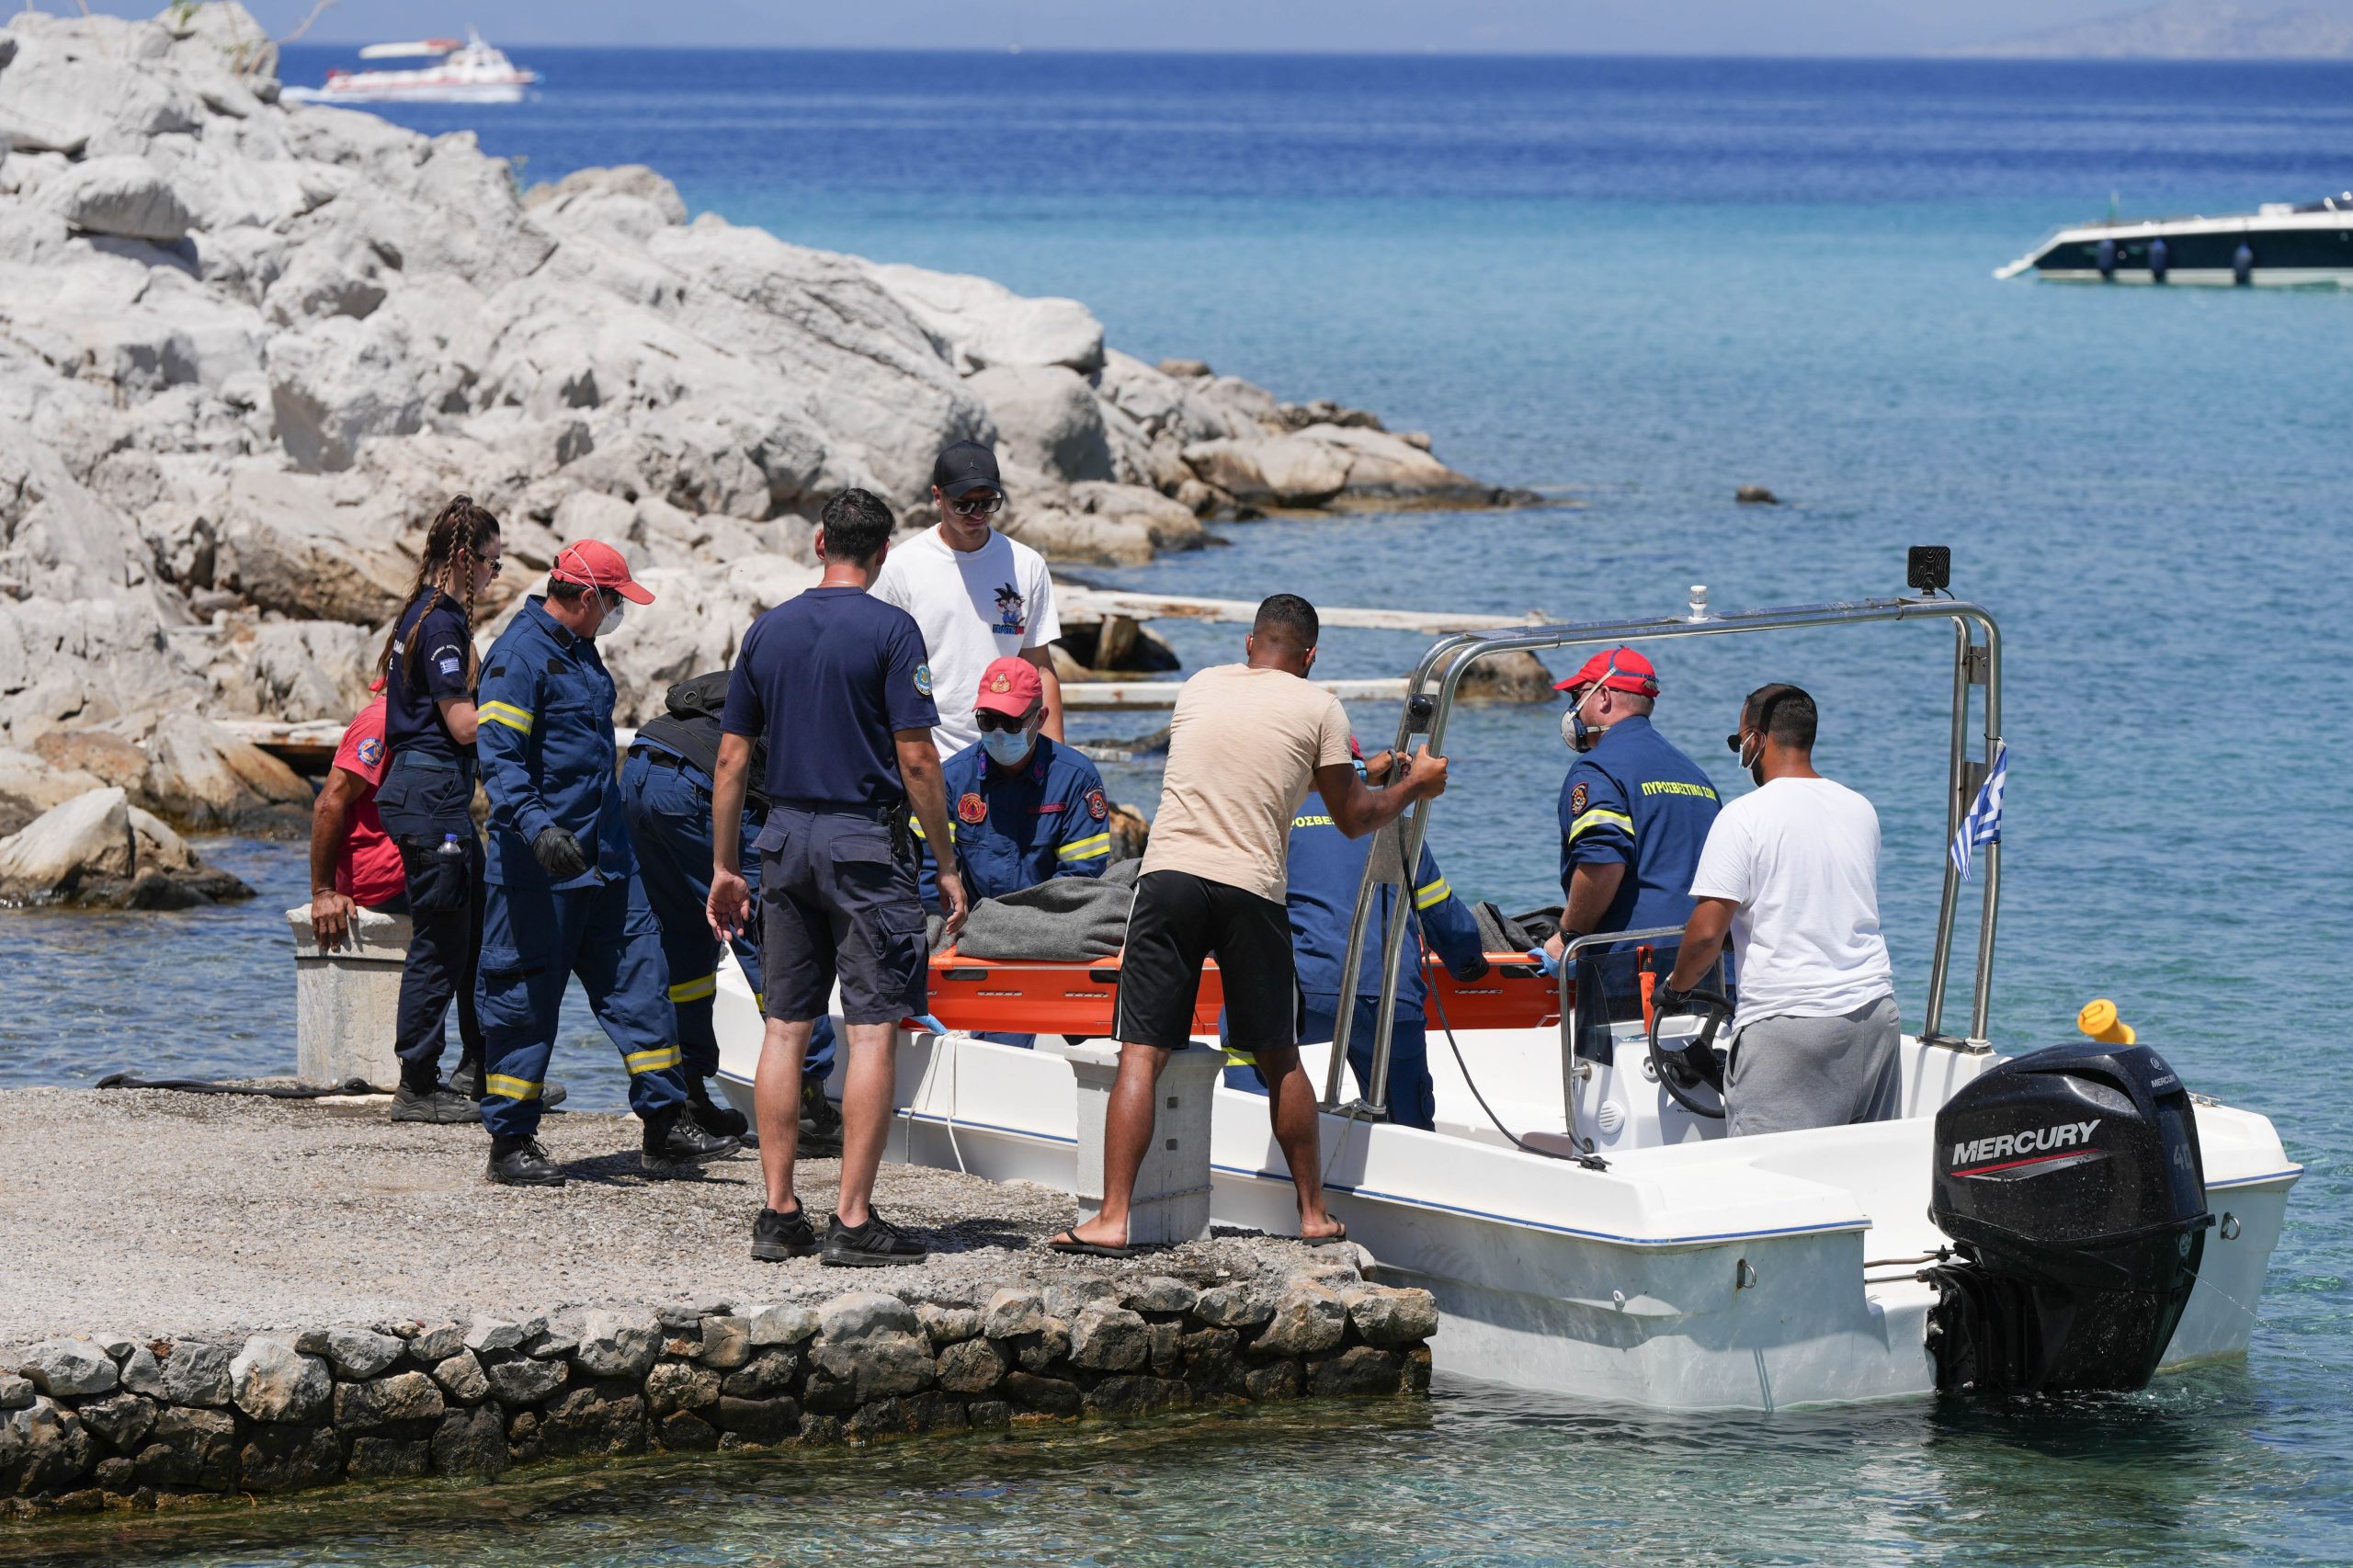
[1222,993,1438,1131]
[475,872,688,1140]
[373,754,483,1080]
[620,751,835,1082]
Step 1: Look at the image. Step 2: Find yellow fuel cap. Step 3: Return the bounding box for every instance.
[2078,998,2135,1044]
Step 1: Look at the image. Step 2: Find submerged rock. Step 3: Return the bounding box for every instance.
[0,787,252,908]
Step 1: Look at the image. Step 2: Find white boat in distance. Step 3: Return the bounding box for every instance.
[283,31,538,106]
[713,569,2300,1412]
[1996,193,2353,286]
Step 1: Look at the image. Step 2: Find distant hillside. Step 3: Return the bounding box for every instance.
[1961,0,2353,57]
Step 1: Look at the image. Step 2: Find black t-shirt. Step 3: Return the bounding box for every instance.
[721,587,938,810]
[384,591,473,763]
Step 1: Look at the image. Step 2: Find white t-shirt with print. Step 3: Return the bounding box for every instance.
[1688,776,1894,1032]
[872,526,1061,755]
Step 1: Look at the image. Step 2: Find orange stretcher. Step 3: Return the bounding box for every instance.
[922,949,1564,1038]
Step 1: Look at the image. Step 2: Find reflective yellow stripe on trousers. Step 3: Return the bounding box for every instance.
[667,973,717,1004]
[623,1045,683,1074]
[483,1074,541,1100]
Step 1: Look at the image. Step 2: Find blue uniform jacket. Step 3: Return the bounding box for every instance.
[475,597,634,891]
[914,735,1112,905]
[1288,809,1486,1019]
[1557,713,1721,938]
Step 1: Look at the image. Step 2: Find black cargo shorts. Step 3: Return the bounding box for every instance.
[756,805,926,1027]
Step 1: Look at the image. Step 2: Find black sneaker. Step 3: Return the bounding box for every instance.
[451,1062,568,1109]
[641,1108,742,1176]
[751,1203,820,1262]
[486,1136,566,1187]
[800,1076,843,1149]
[687,1076,750,1140]
[390,1081,477,1125]
[821,1210,927,1267]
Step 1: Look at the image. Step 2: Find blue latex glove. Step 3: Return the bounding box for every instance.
[913,1013,949,1036]
[1527,948,1561,977]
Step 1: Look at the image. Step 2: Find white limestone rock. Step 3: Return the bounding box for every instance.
[873,261,1106,375]
[41,153,191,242]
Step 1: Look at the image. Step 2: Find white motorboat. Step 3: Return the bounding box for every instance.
[713,562,2300,1411]
[283,31,538,106]
[1996,193,2353,286]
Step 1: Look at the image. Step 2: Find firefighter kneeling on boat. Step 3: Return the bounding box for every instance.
[1223,739,1489,1131]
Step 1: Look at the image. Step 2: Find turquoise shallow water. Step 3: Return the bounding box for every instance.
[3,48,2348,1562]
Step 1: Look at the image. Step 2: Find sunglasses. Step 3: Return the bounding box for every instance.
[1726,732,1747,754]
[950,493,1006,517]
[973,710,1032,733]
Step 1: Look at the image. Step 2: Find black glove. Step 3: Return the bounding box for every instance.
[1651,979,1699,1017]
[1450,955,1492,984]
[533,826,587,880]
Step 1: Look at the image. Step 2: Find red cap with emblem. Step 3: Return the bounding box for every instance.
[551,539,654,605]
[972,654,1043,716]
[1553,646,1660,698]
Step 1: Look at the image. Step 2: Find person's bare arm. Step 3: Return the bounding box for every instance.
[707,733,755,941]
[436,695,480,746]
[1563,863,1626,936]
[896,729,971,939]
[308,767,366,951]
[1312,746,1449,839]
[1018,645,1063,743]
[1665,897,1737,990]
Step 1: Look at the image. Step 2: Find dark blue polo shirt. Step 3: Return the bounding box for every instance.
[382,590,473,764]
[1557,713,1722,938]
[722,586,938,810]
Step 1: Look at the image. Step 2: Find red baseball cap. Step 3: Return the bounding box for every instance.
[1554,646,1660,698]
[551,540,654,605]
[972,655,1043,716]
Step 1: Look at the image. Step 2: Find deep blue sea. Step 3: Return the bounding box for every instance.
[4,50,2347,1564]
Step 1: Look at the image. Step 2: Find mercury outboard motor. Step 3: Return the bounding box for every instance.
[1924,1042,2211,1394]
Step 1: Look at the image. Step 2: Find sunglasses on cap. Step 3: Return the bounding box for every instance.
[973,709,1033,733]
[950,493,1005,517]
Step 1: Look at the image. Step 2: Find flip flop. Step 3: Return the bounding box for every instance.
[1300,1222,1350,1247]
[1046,1229,1142,1260]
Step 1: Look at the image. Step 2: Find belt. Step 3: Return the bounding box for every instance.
[775,798,902,824]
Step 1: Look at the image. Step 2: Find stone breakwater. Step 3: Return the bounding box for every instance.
[0,3,1531,796]
[0,1089,1434,1517]
[0,1274,1435,1517]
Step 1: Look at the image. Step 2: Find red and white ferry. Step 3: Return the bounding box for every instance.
[284,31,538,106]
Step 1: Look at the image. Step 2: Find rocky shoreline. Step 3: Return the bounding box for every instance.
[0,1090,1431,1517]
[0,4,1530,830]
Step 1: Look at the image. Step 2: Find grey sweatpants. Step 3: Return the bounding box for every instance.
[1724,994,1903,1138]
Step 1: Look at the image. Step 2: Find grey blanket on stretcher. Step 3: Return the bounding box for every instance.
[936,858,1143,961]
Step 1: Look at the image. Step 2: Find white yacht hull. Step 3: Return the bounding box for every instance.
[710,958,2298,1411]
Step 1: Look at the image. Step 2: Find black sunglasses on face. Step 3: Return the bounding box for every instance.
[1726,732,1746,754]
[974,710,1030,733]
[950,494,1005,517]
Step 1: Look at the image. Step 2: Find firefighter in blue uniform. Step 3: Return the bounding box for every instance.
[472,540,740,1187]
[912,656,1111,1047]
[1543,647,1721,963]
[1223,741,1489,1131]
[621,670,840,1145]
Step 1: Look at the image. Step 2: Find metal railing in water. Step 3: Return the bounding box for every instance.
[1322,587,2004,1122]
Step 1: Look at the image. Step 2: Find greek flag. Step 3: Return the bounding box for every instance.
[1950,741,2008,881]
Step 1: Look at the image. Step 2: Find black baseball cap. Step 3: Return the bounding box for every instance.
[931,439,1002,500]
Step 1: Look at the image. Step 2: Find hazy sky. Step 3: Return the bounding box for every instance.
[51,0,2353,54]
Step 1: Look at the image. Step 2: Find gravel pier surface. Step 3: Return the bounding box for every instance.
[0,1088,1334,1356]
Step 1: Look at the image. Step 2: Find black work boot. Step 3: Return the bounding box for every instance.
[686,1075,750,1140]
[641,1106,742,1176]
[486,1135,565,1187]
[821,1210,927,1267]
[800,1075,843,1150]
[391,1071,475,1125]
[751,1202,820,1262]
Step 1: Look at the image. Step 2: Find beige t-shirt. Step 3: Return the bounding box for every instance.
[1141,664,1353,904]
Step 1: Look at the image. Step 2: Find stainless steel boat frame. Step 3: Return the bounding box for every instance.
[1323,585,2005,1121]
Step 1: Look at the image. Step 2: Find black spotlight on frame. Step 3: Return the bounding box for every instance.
[1907,546,1951,596]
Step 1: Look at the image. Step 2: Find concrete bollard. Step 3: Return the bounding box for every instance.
[285,904,412,1089]
[1064,1041,1223,1245]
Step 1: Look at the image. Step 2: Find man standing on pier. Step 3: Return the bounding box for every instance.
[1057,594,1449,1256]
[873,439,1064,756]
[707,489,971,1267]
[471,540,741,1187]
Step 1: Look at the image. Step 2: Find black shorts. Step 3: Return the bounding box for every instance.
[756,807,927,1028]
[1115,870,1296,1053]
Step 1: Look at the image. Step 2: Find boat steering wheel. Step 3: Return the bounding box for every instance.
[1646,988,1734,1120]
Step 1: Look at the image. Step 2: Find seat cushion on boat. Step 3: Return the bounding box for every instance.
[953,858,1142,961]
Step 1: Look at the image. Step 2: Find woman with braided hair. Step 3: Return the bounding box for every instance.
[373,496,513,1125]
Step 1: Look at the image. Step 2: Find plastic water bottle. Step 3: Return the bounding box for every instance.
[437,832,464,859]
